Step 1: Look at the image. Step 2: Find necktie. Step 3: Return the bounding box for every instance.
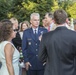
[34,30,37,41]
[35,29,37,34]
[48,26,50,31]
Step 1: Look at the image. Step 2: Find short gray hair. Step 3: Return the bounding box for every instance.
[30,13,40,20]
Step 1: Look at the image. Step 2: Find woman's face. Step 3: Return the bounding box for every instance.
[22,23,28,31]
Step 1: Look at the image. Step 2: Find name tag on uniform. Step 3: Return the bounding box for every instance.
[27,38,32,45]
[27,38,32,40]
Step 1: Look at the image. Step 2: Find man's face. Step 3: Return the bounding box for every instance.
[13,21,18,29]
[30,16,40,28]
[10,19,18,29]
[44,14,52,25]
[42,19,47,27]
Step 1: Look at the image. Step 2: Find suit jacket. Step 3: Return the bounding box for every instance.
[22,27,48,70]
[39,26,76,75]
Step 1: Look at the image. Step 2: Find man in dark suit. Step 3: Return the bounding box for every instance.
[22,13,48,75]
[38,9,76,75]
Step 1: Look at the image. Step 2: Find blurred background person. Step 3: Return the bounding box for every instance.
[19,20,30,39]
[66,18,71,26]
[19,20,30,75]
[66,18,74,30]
[73,19,76,31]
[0,20,20,75]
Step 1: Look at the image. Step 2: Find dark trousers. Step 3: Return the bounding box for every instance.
[26,69,44,75]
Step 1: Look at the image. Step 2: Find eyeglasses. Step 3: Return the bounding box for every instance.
[13,29,18,32]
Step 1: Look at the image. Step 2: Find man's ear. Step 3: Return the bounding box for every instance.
[66,18,69,23]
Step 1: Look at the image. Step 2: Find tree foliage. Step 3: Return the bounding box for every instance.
[66,2,76,18]
[0,0,76,23]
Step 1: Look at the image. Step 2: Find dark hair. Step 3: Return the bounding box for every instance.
[54,9,68,24]
[0,21,13,43]
[45,12,54,19]
[1,19,11,23]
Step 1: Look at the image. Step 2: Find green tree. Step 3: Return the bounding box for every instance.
[51,0,59,12]
[66,2,76,18]
[0,0,76,23]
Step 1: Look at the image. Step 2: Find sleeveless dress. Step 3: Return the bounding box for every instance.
[0,41,20,75]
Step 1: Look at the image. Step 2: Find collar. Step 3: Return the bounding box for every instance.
[49,22,54,27]
[56,23,66,28]
[32,27,38,34]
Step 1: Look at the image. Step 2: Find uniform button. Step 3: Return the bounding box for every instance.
[36,49,38,51]
[36,43,37,45]
[36,55,38,56]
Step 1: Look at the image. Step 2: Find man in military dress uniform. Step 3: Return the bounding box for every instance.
[22,13,48,75]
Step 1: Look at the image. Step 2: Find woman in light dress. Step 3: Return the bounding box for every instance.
[0,20,20,75]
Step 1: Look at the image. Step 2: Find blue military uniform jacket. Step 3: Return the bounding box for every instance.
[22,27,48,70]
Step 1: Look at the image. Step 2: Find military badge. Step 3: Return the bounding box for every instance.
[28,42,31,45]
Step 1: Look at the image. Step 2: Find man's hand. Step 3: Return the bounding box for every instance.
[25,62,31,70]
